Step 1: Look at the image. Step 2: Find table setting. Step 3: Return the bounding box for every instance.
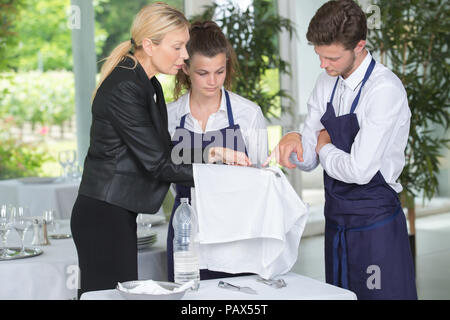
[0,203,170,299]
[81,272,357,300]
[0,202,79,299]
[80,165,357,301]
[0,204,70,261]
[0,163,358,300]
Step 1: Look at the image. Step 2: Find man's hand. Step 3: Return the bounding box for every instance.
[316,129,331,154]
[263,132,303,169]
[208,147,252,166]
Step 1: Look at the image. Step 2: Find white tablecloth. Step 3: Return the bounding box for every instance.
[0,179,80,219]
[80,272,357,300]
[0,222,169,300]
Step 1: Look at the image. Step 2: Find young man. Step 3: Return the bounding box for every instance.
[265,0,417,299]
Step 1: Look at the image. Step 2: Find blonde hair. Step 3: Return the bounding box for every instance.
[92,2,189,99]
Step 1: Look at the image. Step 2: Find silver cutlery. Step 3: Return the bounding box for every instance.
[256,276,287,288]
[218,281,257,295]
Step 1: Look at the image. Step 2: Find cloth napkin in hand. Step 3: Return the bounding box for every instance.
[117,280,194,295]
[192,164,309,279]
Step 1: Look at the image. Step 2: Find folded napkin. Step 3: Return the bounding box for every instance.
[192,164,309,279]
[117,280,194,295]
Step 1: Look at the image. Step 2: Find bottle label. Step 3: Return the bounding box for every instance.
[174,251,199,273]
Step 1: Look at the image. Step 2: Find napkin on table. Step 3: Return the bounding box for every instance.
[117,280,194,295]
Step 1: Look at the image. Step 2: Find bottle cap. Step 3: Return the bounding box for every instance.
[180,198,189,204]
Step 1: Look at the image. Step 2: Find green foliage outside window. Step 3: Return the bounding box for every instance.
[0,71,75,133]
[367,0,450,206]
[0,117,52,179]
[95,0,184,66]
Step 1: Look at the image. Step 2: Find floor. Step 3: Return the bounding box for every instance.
[291,211,450,300]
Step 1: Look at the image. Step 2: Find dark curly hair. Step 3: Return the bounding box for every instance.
[306,0,367,50]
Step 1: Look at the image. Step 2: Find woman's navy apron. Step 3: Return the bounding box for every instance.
[167,90,251,281]
[321,58,417,300]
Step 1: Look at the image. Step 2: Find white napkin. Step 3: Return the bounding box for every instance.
[117,280,194,295]
[192,164,309,279]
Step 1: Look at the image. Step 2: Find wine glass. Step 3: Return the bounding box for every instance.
[67,161,83,182]
[0,205,11,259]
[58,151,69,179]
[9,206,32,256]
[65,150,77,178]
[58,150,76,180]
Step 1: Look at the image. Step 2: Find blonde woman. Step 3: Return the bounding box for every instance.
[70,3,249,297]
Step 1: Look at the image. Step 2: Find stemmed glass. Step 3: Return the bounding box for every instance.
[58,150,77,180]
[67,161,83,181]
[9,206,32,256]
[0,205,11,259]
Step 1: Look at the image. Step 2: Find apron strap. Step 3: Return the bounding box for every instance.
[330,206,402,289]
[329,77,340,105]
[179,114,187,128]
[350,58,376,114]
[224,90,235,127]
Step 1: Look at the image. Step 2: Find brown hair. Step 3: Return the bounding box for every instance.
[306,0,367,50]
[92,2,189,99]
[174,21,238,99]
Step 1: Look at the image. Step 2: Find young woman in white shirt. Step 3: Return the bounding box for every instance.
[166,21,268,281]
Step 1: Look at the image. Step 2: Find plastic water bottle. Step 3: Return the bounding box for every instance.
[173,198,200,290]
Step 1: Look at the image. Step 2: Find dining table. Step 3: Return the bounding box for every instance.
[80,272,357,300]
[0,220,169,300]
[0,216,358,300]
[0,177,80,219]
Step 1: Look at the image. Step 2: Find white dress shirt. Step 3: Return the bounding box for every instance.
[167,87,268,165]
[296,51,411,193]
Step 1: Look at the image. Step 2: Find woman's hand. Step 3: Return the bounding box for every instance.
[316,129,331,154]
[208,147,252,166]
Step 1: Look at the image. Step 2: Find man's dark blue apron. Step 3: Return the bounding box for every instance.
[166,90,251,281]
[321,59,417,299]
